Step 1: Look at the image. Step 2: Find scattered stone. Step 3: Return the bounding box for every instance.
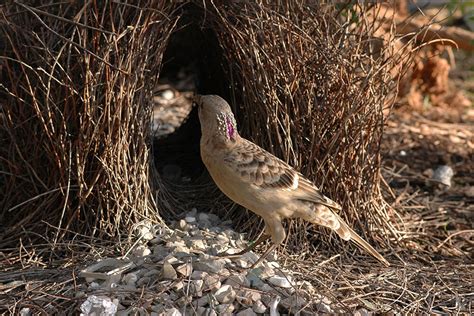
[19,308,31,316]
[234,258,249,268]
[190,279,204,296]
[133,245,151,257]
[268,296,281,316]
[196,307,207,316]
[137,276,151,287]
[79,211,329,314]
[199,308,217,316]
[198,213,209,221]
[203,274,221,291]
[214,284,236,304]
[144,269,160,278]
[193,259,225,274]
[281,295,307,311]
[178,219,188,230]
[80,295,118,316]
[175,263,193,277]
[268,276,292,288]
[188,238,206,251]
[236,308,257,316]
[172,281,184,291]
[226,274,251,288]
[123,272,138,286]
[253,300,267,314]
[161,262,177,280]
[215,303,235,314]
[236,290,261,306]
[185,216,196,223]
[432,165,454,187]
[191,270,208,280]
[163,307,182,316]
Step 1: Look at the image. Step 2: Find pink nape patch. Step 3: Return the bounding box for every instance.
[225,116,235,139]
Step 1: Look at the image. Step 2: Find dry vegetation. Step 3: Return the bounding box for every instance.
[0,1,472,314]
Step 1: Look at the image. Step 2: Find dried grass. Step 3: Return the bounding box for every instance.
[201,2,412,252]
[0,1,178,246]
[0,1,472,314]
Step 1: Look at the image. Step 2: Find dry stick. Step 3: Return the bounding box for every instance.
[436,230,474,250]
[15,1,129,74]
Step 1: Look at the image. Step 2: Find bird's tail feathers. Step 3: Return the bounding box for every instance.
[334,213,390,267]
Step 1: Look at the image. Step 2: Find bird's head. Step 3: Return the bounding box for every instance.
[194,94,238,142]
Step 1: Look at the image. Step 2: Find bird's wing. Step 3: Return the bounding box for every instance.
[224,138,341,210]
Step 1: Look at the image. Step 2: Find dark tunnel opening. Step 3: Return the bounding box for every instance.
[152,4,232,201]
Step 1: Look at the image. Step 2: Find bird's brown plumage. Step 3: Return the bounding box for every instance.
[195,94,389,267]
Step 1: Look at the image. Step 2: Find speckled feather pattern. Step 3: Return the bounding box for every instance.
[195,94,390,267]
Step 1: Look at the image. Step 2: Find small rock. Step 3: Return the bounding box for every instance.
[123,272,138,286]
[80,295,118,316]
[163,307,182,316]
[196,307,207,316]
[258,283,273,292]
[198,308,217,316]
[432,165,454,187]
[161,262,177,280]
[281,295,307,311]
[268,276,292,288]
[268,296,281,316]
[175,295,192,306]
[315,301,332,313]
[133,245,151,257]
[144,269,160,277]
[137,276,150,287]
[216,233,230,243]
[315,295,332,313]
[215,303,234,314]
[209,244,227,256]
[190,279,204,295]
[242,252,260,263]
[185,216,196,223]
[176,263,193,277]
[247,271,266,290]
[253,300,267,314]
[187,208,197,217]
[172,281,184,291]
[193,259,225,273]
[136,224,154,241]
[225,274,251,288]
[265,261,280,269]
[193,295,219,307]
[236,290,261,306]
[178,219,188,230]
[236,308,257,316]
[188,239,206,251]
[19,308,31,316]
[198,213,210,221]
[152,245,169,257]
[214,284,236,304]
[151,304,166,313]
[191,270,208,280]
[234,258,249,268]
[203,274,221,291]
[163,255,180,265]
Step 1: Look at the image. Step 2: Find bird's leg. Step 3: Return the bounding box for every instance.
[248,217,285,269]
[217,233,270,258]
[249,244,277,269]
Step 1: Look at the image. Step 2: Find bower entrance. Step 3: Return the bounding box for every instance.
[152,6,237,219]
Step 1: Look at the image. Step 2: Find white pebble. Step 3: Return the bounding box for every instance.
[268,276,292,288]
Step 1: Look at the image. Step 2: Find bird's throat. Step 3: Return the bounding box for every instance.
[225,116,235,139]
